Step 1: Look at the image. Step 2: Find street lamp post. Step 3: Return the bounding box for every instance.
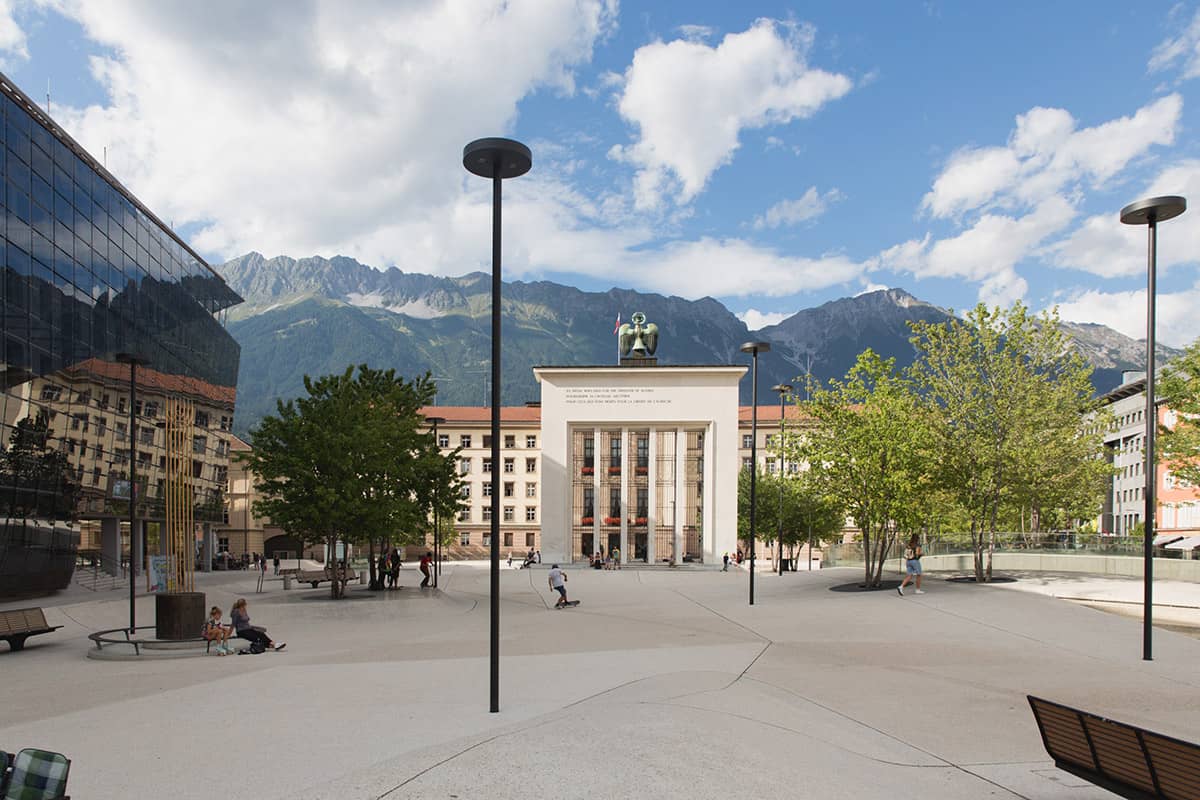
[426,416,446,589]
[740,342,771,605]
[464,137,531,713]
[115,352,149,634]
[1120,195,1186,662]
[772,384,792,576]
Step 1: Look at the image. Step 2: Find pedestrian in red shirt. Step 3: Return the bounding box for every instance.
[419,551,433,588]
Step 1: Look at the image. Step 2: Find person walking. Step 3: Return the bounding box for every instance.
[898,534,925,596]
[722,552,730,572]
[547,564,570,608]
[419,551,433,588]
[273,554,280,575]
[611,545,620,569]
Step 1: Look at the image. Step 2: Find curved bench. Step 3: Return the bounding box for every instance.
[87,627,251,658]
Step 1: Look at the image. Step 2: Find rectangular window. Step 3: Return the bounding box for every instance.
[117,396,127,413]
[438,434,449,448]
[637,436,648,469]
[216,439,229,457]
[459,458,471,474]
[194,410,210,428]
[192,434,206,453]
[526,532,535,547]
[94,443,103,460]
[583,487,594,518]
[458,509,470,522]
[460,484,471,498]
[767,458,777,474]
[482,507,492,521]
[192,460,203,478]
[483,483,492,497]
[503,458,514,473]
[219,415,232,432]
[526,507,537,522]
[138,450,152,465]
[482,534,491,547]
[742,434,753,448]
[526,435,537,448]
[115,422,128,441]
[742,457,752,469]
[504,532,513,547]
[214,465,228,485]
[503,506,514,522]
[94,416,107,436]
[139,426,155,445]
[460,532,470,545]
[610,488,621,518]
[504,435,515,448]
[637,487,648,518]
[40,384,63,401]
[114,449,129,465]
[583,435,594,468]
[482,435,493,448]
[460,434,472,448]
[525,483,536,498]
[526,457,536,473]
[610,436,621,470]
[483,458,492,473]
[143,401,159,418]
[504,482,514,497]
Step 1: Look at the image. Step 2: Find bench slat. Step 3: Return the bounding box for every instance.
[1032,702,1096,770]
[1142,733,1200,800]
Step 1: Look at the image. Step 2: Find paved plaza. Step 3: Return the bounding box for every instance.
[2,563,1199,799]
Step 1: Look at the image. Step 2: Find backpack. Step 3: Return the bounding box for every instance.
[904,546,915,560]
[248,640,268,654]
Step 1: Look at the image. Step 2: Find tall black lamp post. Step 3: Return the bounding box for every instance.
[464,137,531,713]
[426,416,446,589]
[115,352,149,633]
[740,342,770,605]
[1119,195,1186,662]
[772,384,792,576]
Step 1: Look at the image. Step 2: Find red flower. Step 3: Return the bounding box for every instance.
[608,466,621,475]
[603,516,621,526]
[581,466,594,475]
[580,517,594,525]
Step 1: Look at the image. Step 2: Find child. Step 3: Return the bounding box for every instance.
[202,606,232,655]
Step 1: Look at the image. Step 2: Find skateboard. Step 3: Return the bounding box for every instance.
[554,600,581,609]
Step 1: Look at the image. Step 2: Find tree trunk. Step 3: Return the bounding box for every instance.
[862,527,874,588]
[327,532,340,599]
[971,520,984,583]
[367,536,378,590]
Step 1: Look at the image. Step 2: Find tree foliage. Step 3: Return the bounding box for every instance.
[1159,336,1200,489]
[909,303,1108,581]
[239,365,460,598]
[793,350,932,587]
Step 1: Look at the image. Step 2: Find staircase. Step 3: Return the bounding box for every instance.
[74,552,129,591]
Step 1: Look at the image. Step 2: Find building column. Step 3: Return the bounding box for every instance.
[702,423,715,564]
[100,517,120,576]
[620,426,629,565]
[647,426,657,565]
[200,522,213,572]
[592,426,601,562]
[131,520,145,576]
[674,427,685,565]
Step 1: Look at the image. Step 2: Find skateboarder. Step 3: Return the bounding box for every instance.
[419,551,433,588]
[548,564,572,608]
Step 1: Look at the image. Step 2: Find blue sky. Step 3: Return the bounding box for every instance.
[3,1,1200,344]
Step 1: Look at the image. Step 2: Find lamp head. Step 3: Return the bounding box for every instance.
[463,138,532,179]
[739,341,771,356]
[1120,196,1186,226]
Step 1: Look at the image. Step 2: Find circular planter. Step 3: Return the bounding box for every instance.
[155,592,206,640]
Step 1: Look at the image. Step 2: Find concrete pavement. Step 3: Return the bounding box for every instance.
[2,564,1198,799]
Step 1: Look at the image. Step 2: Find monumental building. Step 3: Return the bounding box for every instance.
[0,72,243,596]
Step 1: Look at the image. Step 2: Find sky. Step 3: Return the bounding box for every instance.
[3,1,1200,345]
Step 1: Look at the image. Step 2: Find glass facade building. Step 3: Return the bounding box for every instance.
[0,72,242,596]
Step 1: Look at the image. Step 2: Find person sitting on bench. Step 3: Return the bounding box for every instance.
[230,598,285,652]
[202,605,233,655]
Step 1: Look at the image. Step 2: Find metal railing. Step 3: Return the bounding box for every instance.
[823,533,1182,568]
[74,551,127,591]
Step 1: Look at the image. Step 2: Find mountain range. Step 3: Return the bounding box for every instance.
[217,253,1177,436]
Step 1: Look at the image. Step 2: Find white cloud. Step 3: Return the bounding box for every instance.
[0,0,28,64]
[1149,7,1200,80]
[1055,284,1200,348]
[44,0,619,267]
[676,24,715,41]
[922,95,1181,218]
[738,308,791,330]
[1050,159,1200,277]
[609,18,852,209]
[876,197,1075,306]
[753,186,842,229]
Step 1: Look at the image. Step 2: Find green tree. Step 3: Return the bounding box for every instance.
[1159,337,1200,489]
[240,365,459,598]
[1,410,78,520]
[909,303,1108,582]
[794,350,932,588]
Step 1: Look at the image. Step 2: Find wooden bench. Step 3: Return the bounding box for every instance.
[296,568,359,588]
[0,607,62,651]
[1028,695,1200,799]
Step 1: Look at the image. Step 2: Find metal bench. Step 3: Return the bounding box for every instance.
[1028,695,1200,799]
[0,607,62,652]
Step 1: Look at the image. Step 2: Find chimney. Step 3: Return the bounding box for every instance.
[1121,370,1146,385]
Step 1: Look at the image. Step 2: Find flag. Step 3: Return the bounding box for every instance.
[613,313,621,335]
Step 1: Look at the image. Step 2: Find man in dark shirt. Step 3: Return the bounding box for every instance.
[419,552,433,588]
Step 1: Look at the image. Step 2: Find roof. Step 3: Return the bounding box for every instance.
[1098,378,1148,405]
[739,405,811,423]
[420,406,542,424]
[64,358,237,407]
